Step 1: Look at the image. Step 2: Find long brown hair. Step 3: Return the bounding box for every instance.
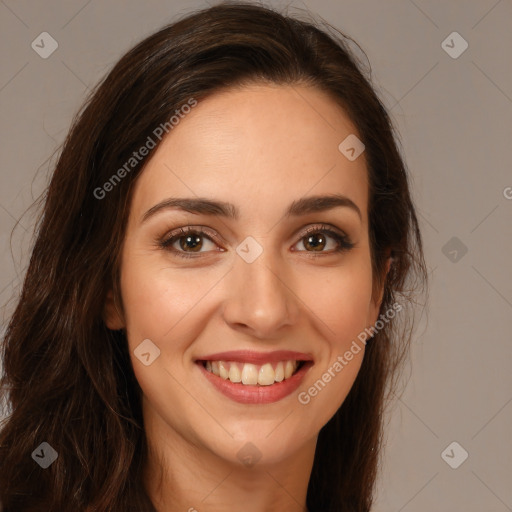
[0,2,427,510]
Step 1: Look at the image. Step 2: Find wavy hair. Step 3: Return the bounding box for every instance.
[0,2,427,511]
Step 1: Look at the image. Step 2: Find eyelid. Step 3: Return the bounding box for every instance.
[298,223,348,240]
[158,225,224,250]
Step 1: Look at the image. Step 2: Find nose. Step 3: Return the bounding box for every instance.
[221,248,300,339]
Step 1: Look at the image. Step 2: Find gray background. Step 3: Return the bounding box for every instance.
[1,1,511,510]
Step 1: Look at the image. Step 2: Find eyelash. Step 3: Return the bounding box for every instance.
[158,224,355,259]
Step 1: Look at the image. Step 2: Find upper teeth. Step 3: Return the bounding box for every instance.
[204,360,300,386]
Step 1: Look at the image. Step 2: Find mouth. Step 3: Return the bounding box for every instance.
[198,359,307,386]
[194,350,313,404]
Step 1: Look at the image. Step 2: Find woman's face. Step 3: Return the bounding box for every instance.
[105,83,383,467]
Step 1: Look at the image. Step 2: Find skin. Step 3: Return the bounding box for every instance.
[104,83,387,512]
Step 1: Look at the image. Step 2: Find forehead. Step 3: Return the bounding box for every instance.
[130,83,369,225]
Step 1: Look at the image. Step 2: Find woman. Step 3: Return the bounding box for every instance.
[0,2,427,511]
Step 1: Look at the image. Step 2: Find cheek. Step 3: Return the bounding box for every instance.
[295,259,374,348]
[119,251,220,341]
[118,251,230,393]
[290,258,373,424]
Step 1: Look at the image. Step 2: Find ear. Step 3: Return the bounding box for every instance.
[103,289,125,330]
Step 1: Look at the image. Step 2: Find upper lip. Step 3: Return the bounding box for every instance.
[195,350,314,365]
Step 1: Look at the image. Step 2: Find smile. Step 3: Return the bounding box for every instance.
[195,350,314,404]
[202,359,303,386]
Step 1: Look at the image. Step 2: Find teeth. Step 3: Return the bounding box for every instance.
[218,361,229,380]
[241,363,259,385]
[284,361,295,379]
[203,360,301,385]
[258,363,275,386]
[274,362,284,382]
[228,363,242,383]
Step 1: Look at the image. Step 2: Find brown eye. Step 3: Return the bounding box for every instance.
[177,233,203,252]
[302,232,328,252]
[158,224,354,260]
[292,225,354,255]
[160,227,221,258]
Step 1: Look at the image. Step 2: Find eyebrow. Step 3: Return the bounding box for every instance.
[141,193,362,223]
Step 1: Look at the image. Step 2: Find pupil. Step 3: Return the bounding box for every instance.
[306,234,325,251]
[181,234,202,252]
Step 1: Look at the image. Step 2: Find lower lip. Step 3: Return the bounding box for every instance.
[196,361,313,404]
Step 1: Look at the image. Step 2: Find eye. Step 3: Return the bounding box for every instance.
[158,226,223,259]
[292,224,354,255]
[158,223,354,259]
